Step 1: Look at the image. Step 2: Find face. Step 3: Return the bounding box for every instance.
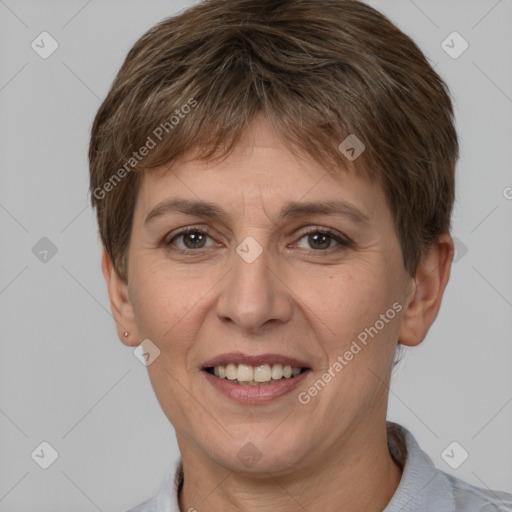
[121,114,416,475]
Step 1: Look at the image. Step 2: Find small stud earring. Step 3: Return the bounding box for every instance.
[124,332,129,337]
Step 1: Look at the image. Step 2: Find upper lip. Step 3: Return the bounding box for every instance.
[202,352,311,369]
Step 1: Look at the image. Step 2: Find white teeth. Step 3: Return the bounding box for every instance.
[237,364,254,382]
[209,363,304,383]
[254,364,271,382]
[226,363,238,380]
[271,364,283,379]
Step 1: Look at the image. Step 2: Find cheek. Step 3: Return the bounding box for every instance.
[307,268,400,361]
[129,264,199,350]
[314,267,381,324]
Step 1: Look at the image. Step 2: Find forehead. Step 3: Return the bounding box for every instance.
[135,115,386,224]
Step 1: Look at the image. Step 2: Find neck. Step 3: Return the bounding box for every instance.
[178,422,403,512]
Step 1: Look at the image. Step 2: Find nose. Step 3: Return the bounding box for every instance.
[215,242,293,333]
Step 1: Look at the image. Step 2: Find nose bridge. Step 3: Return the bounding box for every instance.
[216,235,292,331]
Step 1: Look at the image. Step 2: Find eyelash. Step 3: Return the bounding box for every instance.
[165,226,352,255]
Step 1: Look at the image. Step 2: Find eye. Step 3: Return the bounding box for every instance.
[293,227,350,252]
[165,226,351,254]
[166,228,216,252]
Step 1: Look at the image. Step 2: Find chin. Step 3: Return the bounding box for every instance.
[208,430,309,476]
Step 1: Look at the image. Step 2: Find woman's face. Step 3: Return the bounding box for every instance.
[123,115,415,474]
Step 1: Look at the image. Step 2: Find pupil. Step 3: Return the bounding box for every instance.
[309,233,329,250]
[185,232,205,248]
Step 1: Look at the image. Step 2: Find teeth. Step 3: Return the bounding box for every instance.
[209,363,304,383]
[237,364,254,382]
[271,364,283,380]
[254,364,271,382]
[226,363,237,380]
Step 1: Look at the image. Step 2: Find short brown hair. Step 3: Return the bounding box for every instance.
[89,0,458,282]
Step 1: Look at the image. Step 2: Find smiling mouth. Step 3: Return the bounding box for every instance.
[204,363,309,385]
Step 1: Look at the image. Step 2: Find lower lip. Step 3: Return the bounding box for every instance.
[202,369,310,403]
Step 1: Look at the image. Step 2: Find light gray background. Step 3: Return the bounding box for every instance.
[1,0,511,510]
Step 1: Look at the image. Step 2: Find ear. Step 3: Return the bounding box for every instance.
[101,247,140,347]
[398,233,454,347]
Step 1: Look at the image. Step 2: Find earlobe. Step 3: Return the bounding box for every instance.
[398,233,454,347]
[101,248,140,347]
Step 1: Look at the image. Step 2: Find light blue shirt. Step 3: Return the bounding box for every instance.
[127,423,512,511]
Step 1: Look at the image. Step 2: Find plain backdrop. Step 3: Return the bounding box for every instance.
[1,0,511,510]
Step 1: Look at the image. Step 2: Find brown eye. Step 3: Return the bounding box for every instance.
[167,228,214,251]
[307,232,333,250]
[295,228,350,252]
[181,231,207,249]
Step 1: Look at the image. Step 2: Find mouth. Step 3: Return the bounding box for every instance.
[204,363,307,385]
[201,353,311,403]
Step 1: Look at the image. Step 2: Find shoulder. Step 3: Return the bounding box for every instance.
[125,497,157,512]
[385,422,512,511]
[444,471,512,511]
[124,459,182,512]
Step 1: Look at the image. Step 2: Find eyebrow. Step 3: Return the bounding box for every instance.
[144,198,371,226]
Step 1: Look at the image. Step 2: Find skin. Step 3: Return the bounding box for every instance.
[103,113,454,511]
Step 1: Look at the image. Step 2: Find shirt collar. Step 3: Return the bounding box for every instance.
[384,422,455,511]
